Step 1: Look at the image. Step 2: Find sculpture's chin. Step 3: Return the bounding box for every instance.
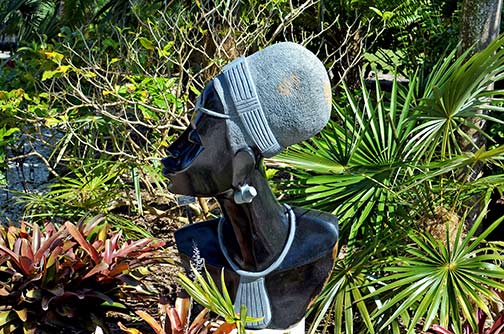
[165,174,217,197]
[165,174,190,195]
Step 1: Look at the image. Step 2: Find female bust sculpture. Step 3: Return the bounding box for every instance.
[162,42,338,330]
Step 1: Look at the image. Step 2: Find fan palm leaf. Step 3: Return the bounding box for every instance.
[407,36,504,161]
[272,74,418,241]
[366,200,504,334]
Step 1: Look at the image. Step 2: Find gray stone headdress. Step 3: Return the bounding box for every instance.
[198,42,332,157]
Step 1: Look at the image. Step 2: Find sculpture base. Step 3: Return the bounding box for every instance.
[239,318,305,334]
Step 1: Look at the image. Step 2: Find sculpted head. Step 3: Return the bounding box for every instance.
[162,42,332,198]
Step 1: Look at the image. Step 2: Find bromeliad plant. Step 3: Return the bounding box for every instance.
[120,263,255,334]
[0,216,166,334]
[428,308,504,334]
[118,296,211,334]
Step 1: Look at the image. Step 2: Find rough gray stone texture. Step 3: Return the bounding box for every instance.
[217,42,332,156]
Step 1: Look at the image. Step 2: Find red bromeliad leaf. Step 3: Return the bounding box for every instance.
[117,322,142,334]
[136,310,165,334]
[45,222,57,235]
[110,230,122,248]
[214,322,236,334]
[34,229,64,263]
[104,239,113,265]
[489,312,504,334]
[0,244,21,268]
[115,239,152,258]
[167,305,184,334]
[188,308,210,334]
[430,325,454,334]
[82,215,106,236]
[108,262,129,277]
[31,223,41,254]
[83,261,109,279]
[175,297,190,328]
[20,238,34,261]
[13,238,22,255]
[19,256,34,275]
[65,221,100,264]
[476,309,487,333]
[19,221,29,238]
[92,239,105,252]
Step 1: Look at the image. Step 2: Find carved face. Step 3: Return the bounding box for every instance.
[162,82,235,196]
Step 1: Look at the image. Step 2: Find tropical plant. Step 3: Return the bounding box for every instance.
[401,41,504,161]
[271,33,504,334]
[428,307,504,334]
[0,0,101,43]
[118,296,211,334]
[0,215,166,334]
[271,74,418,242]
[366,201,504,334]
[178,266,260,334]
[370,0,460,75]
[272,34,504,242]
[307,238,400,334]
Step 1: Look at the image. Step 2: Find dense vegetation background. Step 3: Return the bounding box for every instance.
[1,0,504,333]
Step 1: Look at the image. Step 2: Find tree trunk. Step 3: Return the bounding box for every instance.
[459,0,502,56]
[458,0,502,152]
[458,0,502,227]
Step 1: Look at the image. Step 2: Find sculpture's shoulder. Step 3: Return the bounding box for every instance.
[292,206,338,233]
[175,218,226,267]
[174,206,339,270]
[279,206,338,270]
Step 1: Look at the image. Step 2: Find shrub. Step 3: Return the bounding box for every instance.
[0,216,165,334]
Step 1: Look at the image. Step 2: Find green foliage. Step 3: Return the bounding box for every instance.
[408,38,504,160]
[0,0,320,225]
[178,267,259,334]
[0,216,166,333]
[272,36,504,242]
[271,34,504,333]
[368,203,504,334]
[18,161,126,216]
[273,75,416,241]
[370,0,460,75]
[308,240,396,334]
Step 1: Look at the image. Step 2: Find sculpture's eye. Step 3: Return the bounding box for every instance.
[188,129,202,145]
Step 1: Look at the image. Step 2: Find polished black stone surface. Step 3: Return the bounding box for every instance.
[162,51,339,329]
[175,207,338,328]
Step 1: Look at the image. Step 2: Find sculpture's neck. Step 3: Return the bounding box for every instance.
[217,169,289,272]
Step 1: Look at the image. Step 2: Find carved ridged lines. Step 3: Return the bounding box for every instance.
[236,278,268,327]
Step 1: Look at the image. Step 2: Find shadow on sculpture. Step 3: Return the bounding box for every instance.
[162,42,339,330]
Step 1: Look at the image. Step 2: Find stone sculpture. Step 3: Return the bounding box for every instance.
[162,42,339,330]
